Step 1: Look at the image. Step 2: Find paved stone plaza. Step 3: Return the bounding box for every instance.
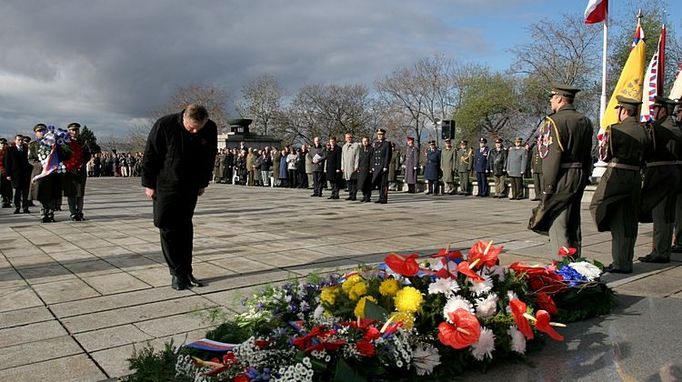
[1,177,681,381]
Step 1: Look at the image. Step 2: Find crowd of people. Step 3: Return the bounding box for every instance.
[86,151,144,177]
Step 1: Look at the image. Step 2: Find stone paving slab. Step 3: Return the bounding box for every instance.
[0,177,678,381]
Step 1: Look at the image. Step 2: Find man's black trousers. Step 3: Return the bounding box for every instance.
[154,189,198,277]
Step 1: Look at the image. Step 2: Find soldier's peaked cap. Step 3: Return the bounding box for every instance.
[615,95,642,112]
[428,140,436,145]
[33,123,47,132]
[479,137,487,143]
[550,84,581,98]
[0,138,7,144]
[460,140,468,145]
[376,128,386,134]
[495,138,503,143]
[67,122,81,130]
[653,96,676,107]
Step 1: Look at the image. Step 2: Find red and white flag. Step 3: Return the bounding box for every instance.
[584,0,608,24]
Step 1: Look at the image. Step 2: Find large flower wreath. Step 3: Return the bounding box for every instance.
[125,242,613,382]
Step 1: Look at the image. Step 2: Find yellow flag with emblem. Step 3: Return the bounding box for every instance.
[598,24,646,134]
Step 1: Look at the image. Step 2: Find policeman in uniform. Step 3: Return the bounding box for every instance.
[371,128,392,204]
[456,140,473,195]
[638,96,682,263]
[590,96,652,273]
[529,84,593,257]
[62,123,92,221]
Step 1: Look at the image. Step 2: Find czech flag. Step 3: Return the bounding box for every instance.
[584,0,607,24]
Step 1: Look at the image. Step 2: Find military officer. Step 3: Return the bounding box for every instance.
[590,96,652,273]
[529,84,593,257]
[403,137,419,193]
[474,138,490,197]
[29,124,65,223]
[371,128,392,204]
[440,138,456,194]
[456,140,473,195]
[488,138,508,198]
[530,137,543,201]
[638,96,682,263]
[62,123,92,221]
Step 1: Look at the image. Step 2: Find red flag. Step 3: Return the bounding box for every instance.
[584,0,607,24]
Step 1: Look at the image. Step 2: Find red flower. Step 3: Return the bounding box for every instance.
[509,299,534,340]
[467,240,503,268]
[558,246,577,258]
[385,253,420,276]
[535,310,564,341]
[437,308,481,349]
[233,376,249,382]
[535,292,558,315]
[432,248,463,261]
[456,261,485,283]
[254,339,269,349]
[509,263,567,294]
[356,339,376,357]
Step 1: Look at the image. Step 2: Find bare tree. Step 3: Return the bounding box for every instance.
[415,54,461,144]
[236,74,283,135]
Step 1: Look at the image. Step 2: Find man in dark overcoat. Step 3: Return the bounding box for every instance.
[473,138,490,197]
[371,128,392,204]
[488,138,507,198]
[142,104,217,290]
[637,96,682,264]
[325,137,342,199]
[590,96,652,273]
[308,137,326,197]
[0,138,15,208]
[424,140,441,195]
[403,137,419,193]
[357,136,374,202]
[4,135,31,214]
[529,85,593,257]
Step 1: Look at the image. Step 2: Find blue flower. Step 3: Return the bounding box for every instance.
[556,265,587,287]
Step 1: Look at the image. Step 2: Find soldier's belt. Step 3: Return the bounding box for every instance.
[607,162,641,171]
[559,162,583,169]
[645,161,679,168]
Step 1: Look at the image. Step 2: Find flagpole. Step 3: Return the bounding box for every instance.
[599,14,608,121]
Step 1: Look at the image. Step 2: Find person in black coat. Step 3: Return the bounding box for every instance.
[142,105,217,291]
[371,129,393,204]
[4,135,32,214]
[0,138,14,207]
[325,137,343,199]
[357,136,374,202]
[474,137,490,197]
[424,140,441,195]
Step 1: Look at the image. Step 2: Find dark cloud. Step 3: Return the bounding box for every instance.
[0,0,531,138]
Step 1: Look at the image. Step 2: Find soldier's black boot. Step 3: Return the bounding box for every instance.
[13,207,20,214]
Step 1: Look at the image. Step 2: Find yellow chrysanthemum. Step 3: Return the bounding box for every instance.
[341,274,363,294]
[320,286,340,306]
[379,278,400,297]
[349,281,368,301]
[354,295,378,319]
[393,286,423,313]
[390,311,415,330]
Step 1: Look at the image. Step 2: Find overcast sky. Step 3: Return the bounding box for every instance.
[1,0,680,139]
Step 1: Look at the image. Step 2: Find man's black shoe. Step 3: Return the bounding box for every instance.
[187,274,205,287]
[603,264,632,274]
[171,275,191,290]
[637,254,670,264]
[22,208,29,214]
[13,208,20,214]
[531,198,541,201]
[379,200,387,204]
[671,244,682,253]
[310,193,318,197]
[2,203,11,208]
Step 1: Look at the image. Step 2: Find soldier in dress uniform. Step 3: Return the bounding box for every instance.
[530,136,543,201]
[488,138,508,198]
[590,96,652,273]
[456,140,473,195]
[62,123,92,221]
[474,138,490,197]
[371,128,392,204]
[388,143,401,191]
[506,137,528,200]
[357,136,374,202]
[637,96,682,264]
[29,124,64,223]
[529,84,593,257]
[424,140,441,195]
[403,137,419,193]
[440,138,456,195]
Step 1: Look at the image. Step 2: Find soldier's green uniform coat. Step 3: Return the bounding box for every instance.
[529,102,593,256]
[590,105,653,272]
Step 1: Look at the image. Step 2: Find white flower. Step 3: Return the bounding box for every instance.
[471,327,495,361]
[508,326,526,354]
[568,261,601,281]
[412,342,441,376]
[428,277,460,298]
[443,296,474,321]
[475,294,498,318]
[313,305,325,319]
[469,275,493,296]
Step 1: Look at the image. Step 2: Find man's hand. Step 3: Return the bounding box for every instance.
[144,187,156,199]
[198,188,205,196]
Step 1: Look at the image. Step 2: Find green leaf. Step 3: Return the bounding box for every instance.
[333,358,367,382]
[364,300,389,321]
